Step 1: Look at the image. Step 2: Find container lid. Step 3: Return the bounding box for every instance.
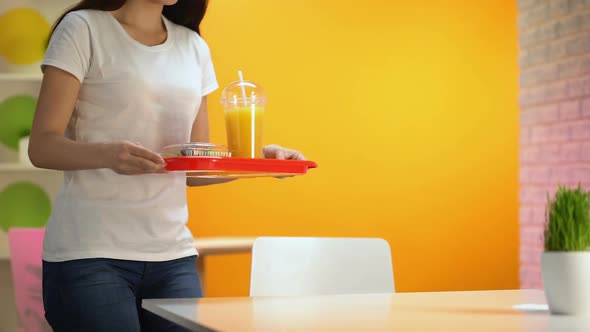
[221,80,267,106]
[161,142,231,158]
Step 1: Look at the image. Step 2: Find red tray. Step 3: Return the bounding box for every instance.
[164,157,318,178]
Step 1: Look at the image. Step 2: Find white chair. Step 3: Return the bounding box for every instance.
[249,236,395,297]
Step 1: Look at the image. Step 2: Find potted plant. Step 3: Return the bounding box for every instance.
[542,184,590,315]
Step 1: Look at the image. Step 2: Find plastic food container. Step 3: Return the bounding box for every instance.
[161,143,232,158]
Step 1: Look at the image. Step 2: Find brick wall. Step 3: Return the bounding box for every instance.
[518,0,590,288]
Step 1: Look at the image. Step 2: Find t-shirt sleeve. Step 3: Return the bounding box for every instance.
[42,12,91,83]
[197,36,218,96]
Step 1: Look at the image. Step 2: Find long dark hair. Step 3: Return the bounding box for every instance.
[50,0,208,38]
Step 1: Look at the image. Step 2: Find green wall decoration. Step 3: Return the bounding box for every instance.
[0,182,51,232]
[0,95,36,150]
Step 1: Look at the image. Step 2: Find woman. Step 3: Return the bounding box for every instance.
[29,0,304,331]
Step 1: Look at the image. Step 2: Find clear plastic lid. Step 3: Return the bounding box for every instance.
[161,142,231,158]
[220,80,267,106]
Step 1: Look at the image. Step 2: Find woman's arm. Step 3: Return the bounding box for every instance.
[186,96,235,186]
[29,66,166,175]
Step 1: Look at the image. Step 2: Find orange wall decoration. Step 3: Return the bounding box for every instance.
[188,0,519,296]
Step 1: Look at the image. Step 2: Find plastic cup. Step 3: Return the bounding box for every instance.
[220,80,267,158]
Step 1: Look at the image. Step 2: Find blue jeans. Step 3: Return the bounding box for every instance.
[42,255,202,332]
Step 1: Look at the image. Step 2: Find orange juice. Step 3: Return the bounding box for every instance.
[224,105,264,158]
[221,78,267,158]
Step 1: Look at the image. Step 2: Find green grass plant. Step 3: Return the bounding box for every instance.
[545,184,590,251]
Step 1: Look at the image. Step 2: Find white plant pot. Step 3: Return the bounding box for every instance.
[542,252,590,315]
[18,136,32,165]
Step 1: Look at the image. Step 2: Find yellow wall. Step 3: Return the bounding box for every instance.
[188,0,519,296]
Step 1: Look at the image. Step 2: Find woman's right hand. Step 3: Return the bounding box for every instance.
[107,141,167,175]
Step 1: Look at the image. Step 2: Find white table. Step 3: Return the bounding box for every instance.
[143,289,590,331]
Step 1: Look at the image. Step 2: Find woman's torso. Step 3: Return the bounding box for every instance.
[42,9,217,262]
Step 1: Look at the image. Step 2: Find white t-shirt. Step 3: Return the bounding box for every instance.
[41,9,218,262]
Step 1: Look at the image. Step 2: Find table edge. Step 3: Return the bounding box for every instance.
[142,300,218,332]
[193,237,257,256]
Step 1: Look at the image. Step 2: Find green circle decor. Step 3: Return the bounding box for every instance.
[0,95,36,150]
[0,182,51,232]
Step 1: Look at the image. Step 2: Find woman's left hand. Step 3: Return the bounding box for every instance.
[263,144,306,160]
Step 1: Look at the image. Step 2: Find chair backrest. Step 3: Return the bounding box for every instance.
[249,237,395,297]
[8,228,51,332]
